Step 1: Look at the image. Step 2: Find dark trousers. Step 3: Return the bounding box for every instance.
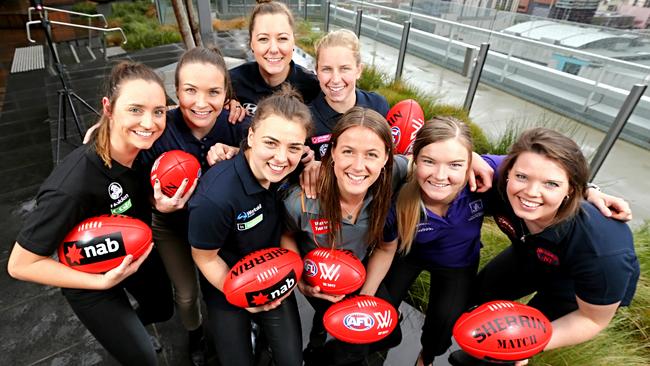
[204,292,303,366]
[474,246,578,321]
[62,249,174,366]
[382,255,478,364]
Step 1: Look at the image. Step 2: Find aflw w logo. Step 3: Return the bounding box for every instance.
[318,263,341,281]
[374,311,393,329]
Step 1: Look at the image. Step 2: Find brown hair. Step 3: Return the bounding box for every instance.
[319,107,394,249]
[248,0,295,41]
[246,84,313,148]
[498,127,589,226]
[315,29,361,68]
[396,116,474,254]
[175,46,233,104]
[92,61,165,167]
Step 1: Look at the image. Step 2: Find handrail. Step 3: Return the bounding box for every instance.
[26,20,127,44]
[28,6,108,27]
[345,0,650,75]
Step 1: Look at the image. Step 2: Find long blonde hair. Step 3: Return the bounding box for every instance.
[397,116,473,254]
[91,61,164,167]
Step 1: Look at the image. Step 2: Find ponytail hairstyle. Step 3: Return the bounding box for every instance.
[175,46,233,104]
[245,84,313,150]
[248,0,295,41]
[397,116,473,254]
[498,127,589,226]
[92,61,165,167]
[319,107,394,249]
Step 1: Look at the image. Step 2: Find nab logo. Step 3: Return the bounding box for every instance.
[304,259,318,277]
[344,313,375,331]
[391,126,401,145]
[244,271,297,307]
[62,232,126,265]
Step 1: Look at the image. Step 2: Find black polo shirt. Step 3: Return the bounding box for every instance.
[307,89,390,160]
[188,151,283,268]
[17,144,151,256]
[491,200,639,307]
[230,60,319,116]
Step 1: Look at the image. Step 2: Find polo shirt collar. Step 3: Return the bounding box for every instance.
[86,144,132,177]
[171,108,199,144]
[234,150,266,195]
[424,186,471,221]
[302,191,372,223]
[250,60,298,94]
[312,90,364,124]
[532,213,575,244]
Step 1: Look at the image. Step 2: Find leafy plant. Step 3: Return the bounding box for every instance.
[107,0,181,50]
[72,1,98,15]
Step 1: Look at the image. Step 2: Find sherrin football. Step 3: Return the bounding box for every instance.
[303,248,366,295]
[58,214,152,273]
[223,247,303,308]
[452,300,553,362]
[386,99,425,154]
[150,150,201,197]
[324,295,398,344]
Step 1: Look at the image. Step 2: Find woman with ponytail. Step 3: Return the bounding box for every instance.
[8,61,173,365]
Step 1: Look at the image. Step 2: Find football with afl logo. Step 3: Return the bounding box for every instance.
[150,150,201,197]
[223,247,303,308]
[58,215,152,273]
[386,99,425,155]
[323,295,398,344]
[303,248,366,295]
[453,300,553,362]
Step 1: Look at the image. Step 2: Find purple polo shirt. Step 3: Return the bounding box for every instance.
[383,154,503,268]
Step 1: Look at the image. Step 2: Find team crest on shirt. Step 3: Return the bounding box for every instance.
[319,144,329,158]
[468,199,484,221]
[108,182,132,214]
[243,103,257,116]
[236,204,263,231]
[536,248,560,266]
[310,219,330,235]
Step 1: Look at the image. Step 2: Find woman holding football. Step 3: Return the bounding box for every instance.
[8,61,173,366]
[448,128,639,366]
[188,85,312,366]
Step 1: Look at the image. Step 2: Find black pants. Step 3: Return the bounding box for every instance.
[382,255,478,364]
[305,284,402,366]
[204,290,303,366]
[62,249,174,366]
[474,246,578,321]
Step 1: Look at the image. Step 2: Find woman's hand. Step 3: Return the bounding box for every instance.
[101,243,153,289]
[300,160,321,199]
[224,99,247,124]
[586,188,632,222]
[153,178,198,213]
[207,143,240,166]
[468,152,494,192]
[298,278,345,303]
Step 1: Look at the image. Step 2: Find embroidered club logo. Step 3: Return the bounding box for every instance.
[469,199,483,214]
[536,248,560,266]
[344,313,375,331]
[319,144,329,158]
[391,126,401,145]
[494,215,516,238]
[304,259,318,277]
[108,182,123,200]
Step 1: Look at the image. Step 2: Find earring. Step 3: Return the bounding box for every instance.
[564,195,570,201]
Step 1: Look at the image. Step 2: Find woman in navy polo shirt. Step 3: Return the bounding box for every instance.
[187,86,312,366]
[448,128,639,366]
[283,107,407,366]
[140,46,251,366]
[230,0,320,116]
[308,29,390,161]
[8,62,173,366]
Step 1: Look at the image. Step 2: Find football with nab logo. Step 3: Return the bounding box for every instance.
[58,215,152,273]
[303,248,366,295]
[453,300,553,362]
[150,150,201,197]
[223,247,303,308]
[323,295,398,344]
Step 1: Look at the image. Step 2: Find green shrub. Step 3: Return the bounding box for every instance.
[358,66,389,91]
[108,0,181,51]
[72,1,98,15]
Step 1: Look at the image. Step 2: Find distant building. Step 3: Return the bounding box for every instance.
[549,0,600,23]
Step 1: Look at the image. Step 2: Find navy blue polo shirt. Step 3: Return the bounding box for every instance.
[140,107,250,173]
[383,155,503,268]
[188,151,283,269]
[491,200,639,307]
[308,89,390,160]
[230,60,319,116]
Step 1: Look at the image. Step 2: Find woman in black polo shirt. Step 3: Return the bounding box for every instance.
[7,62,173,366]
[230,0,320,116]
[188,86,313,366]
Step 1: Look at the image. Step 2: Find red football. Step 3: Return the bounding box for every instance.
[150,150,201,197]
[386,99,425,154]
[323,295,398,344]
[303,248,366,295]
[223,247,303,308]
[58,215,152,273]
[453,300,553,362]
